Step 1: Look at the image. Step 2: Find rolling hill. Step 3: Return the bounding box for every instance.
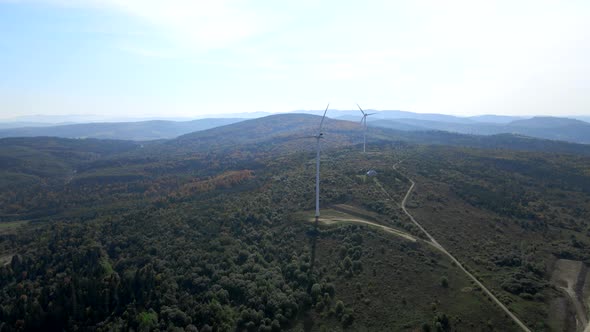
[164,114,590,157]
[0,118,245,141]
[296,109,476,123]
[3,111,590,146]
[371,116,590,144]
[171,114,362,151]
[468,114,526,123]
[1,113,590,330]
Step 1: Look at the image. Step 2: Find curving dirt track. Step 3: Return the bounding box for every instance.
[311,208,417,243]
[392,162,533,332]
[307,159,563,332]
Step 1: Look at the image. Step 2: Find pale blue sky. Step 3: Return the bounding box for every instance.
[1,0,589,119]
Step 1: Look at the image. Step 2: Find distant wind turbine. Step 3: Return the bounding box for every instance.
[313,104,329,224]
[357,104,376,153]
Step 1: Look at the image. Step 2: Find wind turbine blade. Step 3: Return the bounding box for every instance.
[357,104,366,116]
[318,104,329,133]
[367,113,377,116]
[360,117,365,124]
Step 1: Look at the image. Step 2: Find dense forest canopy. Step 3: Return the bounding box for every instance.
[1,115,590,331]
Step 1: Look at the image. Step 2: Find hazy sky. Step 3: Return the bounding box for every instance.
[1,0,589,119]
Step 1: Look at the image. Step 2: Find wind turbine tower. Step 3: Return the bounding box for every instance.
[314,104,329,224]
[357,104,376,153]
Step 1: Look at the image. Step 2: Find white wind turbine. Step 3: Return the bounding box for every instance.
[313,104,329,224]
[357,104,376,153]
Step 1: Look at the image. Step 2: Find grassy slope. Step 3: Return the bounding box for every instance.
[384,146,590,330]
[291,205,517,331]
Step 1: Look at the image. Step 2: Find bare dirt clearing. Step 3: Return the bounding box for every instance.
[0,220,28,266]
[551,259,590,332]
[0,220,29,235]
[0,253,13,266]
[305,207,417,243]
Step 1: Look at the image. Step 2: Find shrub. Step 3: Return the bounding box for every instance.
[311,283,322,299]
[335,300,345,316]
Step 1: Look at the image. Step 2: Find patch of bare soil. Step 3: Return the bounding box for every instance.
[0,253,13,266]
[551,259,589,332]
[308,208,417,243]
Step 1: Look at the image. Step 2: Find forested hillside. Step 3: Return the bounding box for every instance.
[371,116,590,144]
[0,119,245,141]
[1,114,590,331]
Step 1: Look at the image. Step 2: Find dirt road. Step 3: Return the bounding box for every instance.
[309,160,540,331]
[392,163,532,332]
[312,208,417,243]
[552,259,590,331]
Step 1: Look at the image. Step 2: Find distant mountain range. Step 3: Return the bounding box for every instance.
[0,112,270,124]
[3,114,590,193]
[1,111,590,144]
[294,109,527,124]
[369,116,590,144]
[0,118,244,141]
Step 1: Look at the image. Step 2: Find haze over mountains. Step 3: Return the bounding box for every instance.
[4,113,590,207]
[3,111,590,332]
[4,0,590,329]
[2,112,590,331]
[0,118,244,141]
[2,110,590,144]
[369,116,590,144]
